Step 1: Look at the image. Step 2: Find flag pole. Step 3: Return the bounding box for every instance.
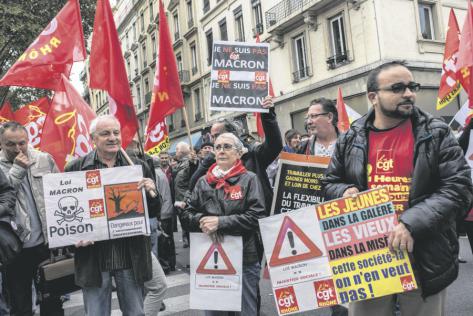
[182,106,193,151]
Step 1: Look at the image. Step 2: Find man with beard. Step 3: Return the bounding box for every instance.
[322,61,473,315]
[297,98,339,156]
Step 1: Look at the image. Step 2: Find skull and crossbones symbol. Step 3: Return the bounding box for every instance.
[54,196,84,225]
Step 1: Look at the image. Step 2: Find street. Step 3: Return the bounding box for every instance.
[62,234,473,315]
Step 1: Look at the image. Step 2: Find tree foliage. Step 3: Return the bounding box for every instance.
[0,0,96,109]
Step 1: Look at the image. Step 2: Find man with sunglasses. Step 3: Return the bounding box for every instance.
[297,97,339,156]
[323,61,473,315]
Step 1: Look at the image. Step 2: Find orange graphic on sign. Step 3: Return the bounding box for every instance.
[196,242,236,275]
[269,216,323,267]
[104,182,144,220]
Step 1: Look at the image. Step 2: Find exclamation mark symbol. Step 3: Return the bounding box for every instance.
[368,283,374,298]
[214,250,219,269]
[288,231,297,255]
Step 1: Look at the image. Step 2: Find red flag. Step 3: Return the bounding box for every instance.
[0,102,15,123]
[437,9,463,110]
[0,0,86,90]
[145,0,184,151]
[144,117,170,155]
[14,97,50,148]
[40,75,96,171]
[89,0,138,149]
[336,87,350,133]
[457,1,473,107]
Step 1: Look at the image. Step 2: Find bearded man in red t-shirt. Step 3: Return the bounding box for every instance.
[323,61,473,316]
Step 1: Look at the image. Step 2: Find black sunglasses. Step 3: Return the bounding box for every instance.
[376,82,421,94]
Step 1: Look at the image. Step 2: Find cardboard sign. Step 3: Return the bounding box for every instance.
[209,41,270,113]
[190,233,243,311]
[260,187,417,315]
[271,153,330,215]
[43,165,150,248]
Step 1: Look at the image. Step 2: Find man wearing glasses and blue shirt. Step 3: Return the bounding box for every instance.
[322,60,473,315]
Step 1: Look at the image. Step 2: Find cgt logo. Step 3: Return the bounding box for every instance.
[225,185,243,201]
[275,287,299,314]
[89,199,105,218]
[217,70,230,83]
[314,280,338,307]
[254,71,267,85]
[376,150,394,173]
[400,275,416,292]
[85,170,101,189]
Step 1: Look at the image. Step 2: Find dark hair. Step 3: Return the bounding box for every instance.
[366,60,408,93]
[309,97,338,129]
[0,121,27,136]
[284,129,300,144]
[215,118,239,135]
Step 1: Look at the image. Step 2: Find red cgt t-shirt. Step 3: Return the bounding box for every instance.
[367,119,414,216]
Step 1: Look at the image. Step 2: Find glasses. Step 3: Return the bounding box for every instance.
[376,82,421,94]
[214,143,236,152]
[306,113,329,120]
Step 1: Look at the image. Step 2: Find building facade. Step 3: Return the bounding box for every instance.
[85,0,468,148]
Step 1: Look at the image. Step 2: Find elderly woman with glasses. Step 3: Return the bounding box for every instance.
[179,133,266,315]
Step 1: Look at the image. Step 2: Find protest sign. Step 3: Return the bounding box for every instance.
[190,233,243,311]
[43,165,150,248]
[210,41,269,113]
[271,152,330,215]
[259,187,417,315]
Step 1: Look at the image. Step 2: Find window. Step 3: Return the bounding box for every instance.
[142,43,147,67]
[328,13,348,66]
[173,12,180,41]
[132,22,137,41]
[419,3,435,39]
[176,53,183,72]
[140,11,145,31]
[219,18,228,41]
[126,58,131,79]
[125,31,130,49]
[149,1,154,22]
[145,78,149,94]
[144,79,150,105]
[187,0,194,28]
[180,109,186,127]
[168,114,174,131]
[234,6,245,42]
[203,0,210,14]
[252,0,264,36]
[151,35,156,59]
[190,43,198,74]
[206,29,213,66]
[136,84,142,111]
[292,34,309,82]
[134,54,139,75]
[194,88,202,121]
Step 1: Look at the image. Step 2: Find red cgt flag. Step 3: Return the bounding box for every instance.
[0,0,86,90]
[457,0,473,107]
[144,117,170,155]
[437,9,463,110]
[0,102,15,124]
[89,0,138,149]
[145,0,184,152]
[336,87,350,133]
[14,97,50,148]
[40,75,96,171]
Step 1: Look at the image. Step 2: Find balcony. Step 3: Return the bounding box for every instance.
[252,23,264,37]
[265,0,323,33]
[292,66,312,83]
[191,66,198,75]
[178,70,190,84]
[326,52,349,69]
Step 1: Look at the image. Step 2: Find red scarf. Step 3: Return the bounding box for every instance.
[205,160,247,190]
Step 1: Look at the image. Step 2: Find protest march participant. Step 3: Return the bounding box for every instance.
[180,133,266,315]
[189,97,283,216]
[282,129,301,153]
[297,97,339,156]
[0,121,62,315]
[323,61,473,316]
[65,115,164,316]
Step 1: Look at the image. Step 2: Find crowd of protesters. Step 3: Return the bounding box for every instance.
[0,61,472,316]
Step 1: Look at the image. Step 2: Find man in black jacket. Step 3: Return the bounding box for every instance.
[322,61,473,315]
[189,99,282,216]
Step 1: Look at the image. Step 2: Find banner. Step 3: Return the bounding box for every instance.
[271,153,330,215]
[43,165,150,248]
[145,115,170,155]
[14,97,50,148]
[0,102,15,123]
[210,41,269,113]
[259,187,417,315]
[190,233,242,311]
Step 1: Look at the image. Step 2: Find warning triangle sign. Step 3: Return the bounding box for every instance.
[269,216,323,267]
[196,242,237,275]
